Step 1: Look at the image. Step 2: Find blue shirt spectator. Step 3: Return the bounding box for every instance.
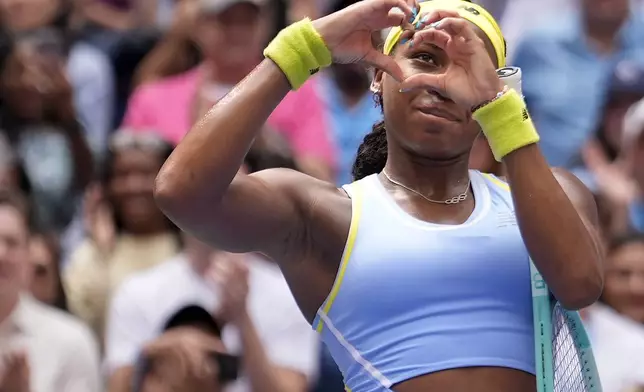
[630,203,644,232]
[317,66,382,186]
[514,4,644,167]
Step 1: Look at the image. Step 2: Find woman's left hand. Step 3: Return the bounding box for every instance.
[398,10,504,110]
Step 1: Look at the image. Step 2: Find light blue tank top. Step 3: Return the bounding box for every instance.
[312,171,534,392]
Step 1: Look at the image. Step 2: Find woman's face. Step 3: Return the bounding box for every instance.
[603,241,644,323]
[372,26,496,162]
[28,235,59,306]
[109,148,168,234]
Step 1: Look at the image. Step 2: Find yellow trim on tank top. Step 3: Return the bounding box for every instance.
[482,173,510,192]
[315,181,364,332]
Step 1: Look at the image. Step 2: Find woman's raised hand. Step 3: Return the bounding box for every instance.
[312,0,418,81]
[397,10,503,110]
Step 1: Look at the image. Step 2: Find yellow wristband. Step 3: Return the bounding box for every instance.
[263,18,332,90]
[472,88,540,162]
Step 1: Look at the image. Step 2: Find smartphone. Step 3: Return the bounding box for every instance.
[212,352,240,383]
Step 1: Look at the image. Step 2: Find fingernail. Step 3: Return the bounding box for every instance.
[430,21,442,28]
[408,6,417,22]
[408,40,413,48]
[399,88,411,93]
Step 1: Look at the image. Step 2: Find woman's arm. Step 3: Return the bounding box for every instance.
[154,60,316,255]
[155,0,416,255]
[504,145,604,309]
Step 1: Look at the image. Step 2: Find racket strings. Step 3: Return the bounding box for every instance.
[552,305,589,392]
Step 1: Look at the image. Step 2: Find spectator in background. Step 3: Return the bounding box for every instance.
[0,33,93,232]
[514,0,644,168]
[28,231,68,311]
[105,236,318,392]
[601,234,644,324]
[123,0,336,181]
[64,130,180,342]
[314,0,381,186]
[132,306,235,392]
[0,133,32,197]
[581,62,644,236]
[106,139,318,392]
[582,234,644,392]
[132,0,201,87]
[77,0,162,35]
[0,0,115,157]
[0,189,101,392]
[585,94,644,235]
[622,99,644,232]
[318,59,381,185]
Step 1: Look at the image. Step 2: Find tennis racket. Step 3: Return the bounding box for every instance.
[529,259,602,392]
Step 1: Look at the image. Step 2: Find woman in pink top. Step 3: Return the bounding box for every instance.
[122,0,336,180]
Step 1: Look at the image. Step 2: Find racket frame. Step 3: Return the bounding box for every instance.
[529,259,602,392]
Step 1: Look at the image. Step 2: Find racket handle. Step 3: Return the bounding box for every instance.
[497,67,523,97]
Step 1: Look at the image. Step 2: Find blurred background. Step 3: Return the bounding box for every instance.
[0,0,644,391]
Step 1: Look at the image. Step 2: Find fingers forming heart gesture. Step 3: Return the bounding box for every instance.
[312,0,420,81]
[397,10,503,110]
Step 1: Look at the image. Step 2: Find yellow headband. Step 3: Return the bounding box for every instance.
[383,0,506,68]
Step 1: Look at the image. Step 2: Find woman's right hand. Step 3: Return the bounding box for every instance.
[312,0,418,81]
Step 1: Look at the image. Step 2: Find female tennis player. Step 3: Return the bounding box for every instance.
[154,0,605,391]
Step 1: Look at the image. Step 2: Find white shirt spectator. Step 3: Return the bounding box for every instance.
[0,295,102,392]
[105,254,319,391]
[584,303,644,392]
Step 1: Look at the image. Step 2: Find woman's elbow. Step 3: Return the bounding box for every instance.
[153,165,184,215]
[557,265,604,310]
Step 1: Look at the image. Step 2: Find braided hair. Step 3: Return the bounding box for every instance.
[351,92,388,181]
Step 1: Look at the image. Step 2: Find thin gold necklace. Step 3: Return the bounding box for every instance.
[381,171,471,205]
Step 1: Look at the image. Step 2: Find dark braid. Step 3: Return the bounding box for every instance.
[351,93,388,181]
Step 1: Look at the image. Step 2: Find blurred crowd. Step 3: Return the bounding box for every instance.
[0,0,643,391]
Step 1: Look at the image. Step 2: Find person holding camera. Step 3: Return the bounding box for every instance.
[105,233,318,392]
